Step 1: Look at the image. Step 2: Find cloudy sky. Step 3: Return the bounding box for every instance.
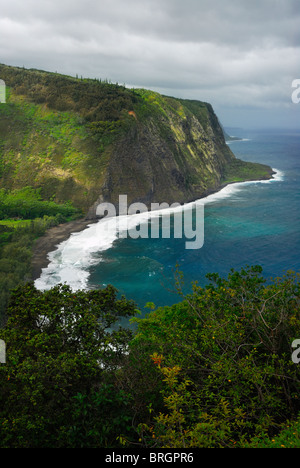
[0,0,299,128]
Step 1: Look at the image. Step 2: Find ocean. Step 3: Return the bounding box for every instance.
[35,128,300,312]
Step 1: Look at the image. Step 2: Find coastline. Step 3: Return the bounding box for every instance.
[31,170,277,284]
[31,218,99,281]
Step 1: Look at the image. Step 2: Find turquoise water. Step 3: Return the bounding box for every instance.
[88,129,300,308]
[36,129,300,311]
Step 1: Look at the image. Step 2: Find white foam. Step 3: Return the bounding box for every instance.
[226,138,251,144]
[200,168,283,204]
[35,168,283,291]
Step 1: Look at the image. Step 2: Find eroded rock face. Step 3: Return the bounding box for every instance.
[89,96,238,215]
[82,93,273,217]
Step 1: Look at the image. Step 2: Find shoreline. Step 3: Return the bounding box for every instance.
[31,170,277,283]
[31,218,99,281]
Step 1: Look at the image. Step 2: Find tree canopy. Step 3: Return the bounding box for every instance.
[0,266,300,448]
[0,283,137,447]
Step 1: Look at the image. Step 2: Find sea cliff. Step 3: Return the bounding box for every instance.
[0,63,273,220]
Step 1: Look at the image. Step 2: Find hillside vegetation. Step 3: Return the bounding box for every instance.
[0,63,273,322]
[0,64,298,449]
[0,266,299,448]
[0,63,273,215]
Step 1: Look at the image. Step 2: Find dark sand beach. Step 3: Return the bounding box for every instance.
[31,218,98,281]
[31,170,276,283]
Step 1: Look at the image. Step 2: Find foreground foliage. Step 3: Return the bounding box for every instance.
[129,266,300,448]
[0,266,300,448]
[0,283,136,447]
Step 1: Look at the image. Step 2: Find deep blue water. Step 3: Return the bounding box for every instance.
[86,129,300,309]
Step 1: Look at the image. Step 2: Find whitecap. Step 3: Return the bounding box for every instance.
[202,168,283,204]
[35,168,283,292]
[226,138,251,144]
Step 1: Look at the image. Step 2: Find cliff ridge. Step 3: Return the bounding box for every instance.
[0,64,273,218]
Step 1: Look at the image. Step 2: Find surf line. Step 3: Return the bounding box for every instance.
[96,195,204,250]
[34,168,283,292]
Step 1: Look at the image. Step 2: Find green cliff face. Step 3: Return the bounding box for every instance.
[0,64,273,218]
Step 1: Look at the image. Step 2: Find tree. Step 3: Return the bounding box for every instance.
[128,266,300,447]
[0,282,137,448]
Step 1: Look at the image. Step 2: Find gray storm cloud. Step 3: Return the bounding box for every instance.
[0,0,299,127]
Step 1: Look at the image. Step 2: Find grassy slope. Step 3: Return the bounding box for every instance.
[0,64,273,216]
[0,92,108,212]
[0,63,141,213]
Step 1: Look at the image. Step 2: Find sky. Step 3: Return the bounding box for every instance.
[0,0,299,129]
